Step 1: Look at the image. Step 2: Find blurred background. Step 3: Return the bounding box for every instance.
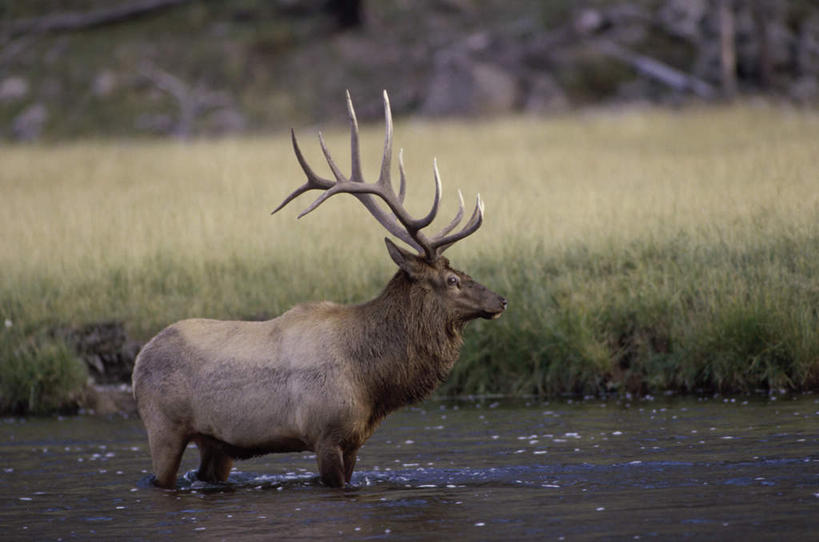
[1,0,817,142]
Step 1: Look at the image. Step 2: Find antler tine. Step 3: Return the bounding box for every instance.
[397,149,407,203]
[341,90,424,251]
[318,131,348,183]
[345,90,363,181]
[429,194,484,256]
[275,90,484,260]
[433,189,465,238]
[339,90,436,249]
[378,90,393,189]
[272,129,335,214]
[288,91,420,250]
[413,158,441,231]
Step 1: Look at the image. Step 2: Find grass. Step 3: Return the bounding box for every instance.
[0,328,87,415]
[2,104,819,412]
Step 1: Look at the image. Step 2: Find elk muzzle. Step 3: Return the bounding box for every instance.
[485,294,508,320]
[470,282,507,320]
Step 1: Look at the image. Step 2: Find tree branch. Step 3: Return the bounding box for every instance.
[3,0,193,37]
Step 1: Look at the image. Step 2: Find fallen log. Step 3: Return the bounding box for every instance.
[595,39,716,99]
[3,0,192,37]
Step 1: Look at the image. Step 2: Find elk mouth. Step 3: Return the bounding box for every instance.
[480,297,508,320]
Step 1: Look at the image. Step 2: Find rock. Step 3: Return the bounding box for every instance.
[422,52,519,116]
[574,9,605,36]
[206,107,247,135]
[12,103,48,141]
[58,321,141,385]
[0,76,29,103]
[422,53,471,115]
[79,384,138,417]
[463,31,492,52]
[92,70,118,97]
[523,74,569,112]
[795,12,819,77]
[471,62,519,113]
[790,76,819,103]
[658,0,707,40]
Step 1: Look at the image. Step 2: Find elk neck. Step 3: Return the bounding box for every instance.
[344,270,465,421]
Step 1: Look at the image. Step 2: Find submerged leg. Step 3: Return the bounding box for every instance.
[195,437,233,483]
[316,442,345,488]
[343,448,358,484]
[147,430,188,489]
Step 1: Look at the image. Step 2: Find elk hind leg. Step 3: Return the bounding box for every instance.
[194,436,233,483]
[147,429,188,489]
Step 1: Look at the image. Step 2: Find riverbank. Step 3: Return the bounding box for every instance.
[2,105,819,414]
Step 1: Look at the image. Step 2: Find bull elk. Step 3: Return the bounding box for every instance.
[132,91,507,489]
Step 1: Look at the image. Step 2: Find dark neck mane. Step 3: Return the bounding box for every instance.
[346,271,465,422]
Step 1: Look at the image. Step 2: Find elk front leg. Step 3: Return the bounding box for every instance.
[316,441,345,488]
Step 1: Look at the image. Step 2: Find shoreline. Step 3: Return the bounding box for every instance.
[79,383,138,417]
[34,385,818,419]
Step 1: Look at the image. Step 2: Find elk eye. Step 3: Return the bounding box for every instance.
[447,276,460,287]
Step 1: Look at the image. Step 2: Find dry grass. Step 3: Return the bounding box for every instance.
[2,103,819,410]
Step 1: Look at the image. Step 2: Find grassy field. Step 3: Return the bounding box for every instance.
[2,104,819,412]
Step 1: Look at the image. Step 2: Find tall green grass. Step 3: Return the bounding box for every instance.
[0,328,87,415]
[2,104,819,412]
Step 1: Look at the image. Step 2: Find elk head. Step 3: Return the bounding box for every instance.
[273,90,507,322]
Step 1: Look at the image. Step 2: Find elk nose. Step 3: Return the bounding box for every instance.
[499,296,508,310]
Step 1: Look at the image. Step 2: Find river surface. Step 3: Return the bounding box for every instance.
[1,395,817,540]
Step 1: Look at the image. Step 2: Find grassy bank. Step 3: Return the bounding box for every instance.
[2,104,819,412]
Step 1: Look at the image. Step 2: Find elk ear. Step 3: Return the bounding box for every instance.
[385,237,425,279]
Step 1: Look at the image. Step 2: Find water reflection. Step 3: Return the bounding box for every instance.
[1,395,817,539]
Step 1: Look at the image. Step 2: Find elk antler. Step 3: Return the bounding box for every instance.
[273,90,484,262]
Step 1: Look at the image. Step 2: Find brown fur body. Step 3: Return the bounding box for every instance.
[132,249,505,489]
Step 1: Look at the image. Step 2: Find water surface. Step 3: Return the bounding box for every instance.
[1,395,817,540]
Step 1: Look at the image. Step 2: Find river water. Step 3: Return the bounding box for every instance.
[1,395,817,540]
